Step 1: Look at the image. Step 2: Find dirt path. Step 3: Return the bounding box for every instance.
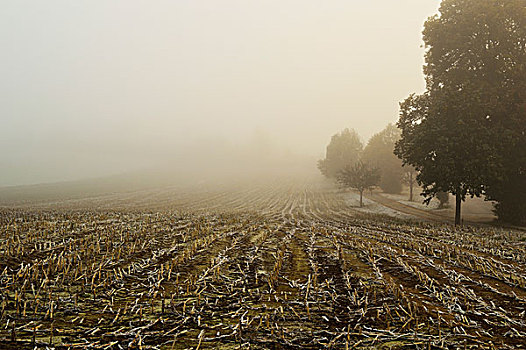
[367,193,452,222]
[366,192,472,225]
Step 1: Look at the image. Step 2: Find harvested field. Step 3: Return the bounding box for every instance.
[1,181,525,349]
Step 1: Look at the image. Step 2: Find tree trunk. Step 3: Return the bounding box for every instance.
[359,189,363,207]
[455,191,462,226]
[409,172,414,201]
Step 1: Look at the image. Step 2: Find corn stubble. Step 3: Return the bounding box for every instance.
[0,183,525,349]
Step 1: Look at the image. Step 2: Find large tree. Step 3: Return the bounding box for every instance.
[396,93,495,225]
[362,124,404,194]
[425,0,526,225]
[318,128,363,179]
[395,0,526,225]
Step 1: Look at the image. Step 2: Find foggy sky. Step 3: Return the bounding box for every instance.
[1,0,441,186]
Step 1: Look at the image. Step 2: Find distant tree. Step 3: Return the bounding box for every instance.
[317,159,330,178]
[362,124,403,194]
[318,129,363,179]
[436,191,449,209]
[337,162,380,207]
[402,165,417,202]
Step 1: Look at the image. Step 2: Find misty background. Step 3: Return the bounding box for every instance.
[1,1,440,186]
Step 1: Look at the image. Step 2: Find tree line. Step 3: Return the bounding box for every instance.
[318,125,416,207]
[320,0,525,226]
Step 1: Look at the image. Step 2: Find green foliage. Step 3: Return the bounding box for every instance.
[395,92,495,202]
[362,124,403,194]
[489,169,526,225]
[423,0,526,225]
[318,129,363,179]
[395,0,526,224]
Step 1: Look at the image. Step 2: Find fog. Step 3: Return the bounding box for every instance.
[0,0,440,187]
